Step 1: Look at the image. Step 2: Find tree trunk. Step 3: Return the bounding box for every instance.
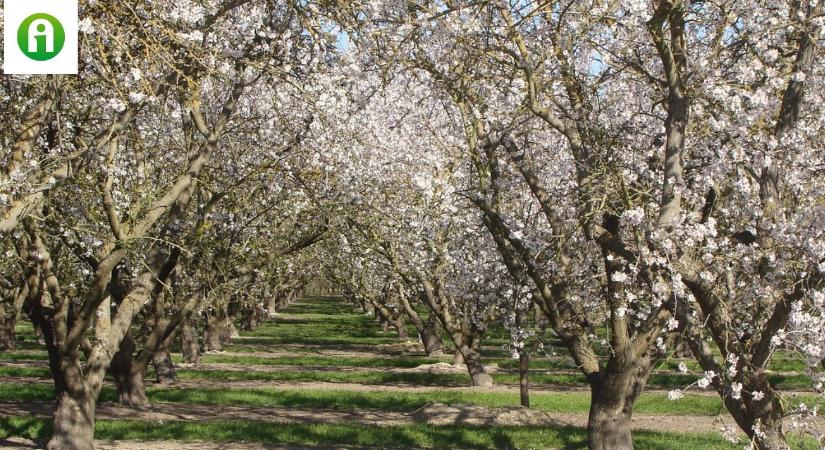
[724,377,788,450]
[204,312,235,351]
[48,391,96,450]
[113,368,148,407]
[203,321,224,352]
[180,318,201,364]
[587,394,634,450]
[0,308,17,351]
[361,300,374,315]
[152,350,176,384]
[677,304,790,450]
[394,317,408,338]
[241,305,261,331]
[587,369,644,450]
[458,344,493,387]
[452,349,464,365]
[33,320,46,345]
[752,425,788,450]
[265,297,279,317]
[398,294,443,356]
[0,284,25,351]
[109,335,148,407]
[519,350,530,407]
[419,322,444,356]
[226,318,239,339]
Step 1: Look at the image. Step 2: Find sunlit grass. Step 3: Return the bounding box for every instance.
[0,416,747,450]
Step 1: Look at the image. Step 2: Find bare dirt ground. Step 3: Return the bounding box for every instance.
[0,400,410,426]
[1,437,397,450]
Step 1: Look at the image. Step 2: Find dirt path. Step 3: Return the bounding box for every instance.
[0,437,393,450]
[0,399,742,434]
[0,400,409,426]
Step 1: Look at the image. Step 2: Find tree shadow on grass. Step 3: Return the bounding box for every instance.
[0,416,51,447]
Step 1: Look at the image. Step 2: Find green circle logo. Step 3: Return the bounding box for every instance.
[17,13,66,61]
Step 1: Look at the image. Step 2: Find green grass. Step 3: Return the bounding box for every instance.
[0,359,813,391]
[164,367,815,391]
[3,381,820,418]
[0,416,745,450]
[0,296,818,450]
[0,352,49,361]
[144,386,734,416]
[177,353,449,368]
[0,366,51,378]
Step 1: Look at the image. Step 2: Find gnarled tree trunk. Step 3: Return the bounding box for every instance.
[49,390,96,450]
[152,350,176,384]
[585,343,660,450]
[241,304,262,331]
[180,317,201,364]
[109,334,148,407]
[203,311,234,352]
[393,316,407,338]
[456,343,492,387]
[587,378,637,450]
[419,319,444,356]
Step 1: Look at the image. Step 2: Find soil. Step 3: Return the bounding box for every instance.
[0,437,398,450]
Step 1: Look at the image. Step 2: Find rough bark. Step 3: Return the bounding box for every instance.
[587,386,634,450]
[393,317,408,338]
[226,317,240,339]
[396,288,444,356]
[713,368,788,450]
[48,391,96,450]
[457,344,493,387]
[265,297,279,317]
[152,350,177,384]
[0,297,20,351]
[586,364,650,450]
[113,368,148,407]
[419,320,444,356]
[241,304,261,331]
[109,334,148,407]
[203,320,224,352]
[180,317,201,364]
[675,299,789,450]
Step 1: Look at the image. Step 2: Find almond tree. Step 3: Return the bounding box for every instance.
[1,1,349,448]
[348,1,824,448]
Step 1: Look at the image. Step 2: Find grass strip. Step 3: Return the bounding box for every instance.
[3,382,819,417]
[0,416,746,449]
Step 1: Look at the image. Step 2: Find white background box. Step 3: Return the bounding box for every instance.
[3,0,78,74]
